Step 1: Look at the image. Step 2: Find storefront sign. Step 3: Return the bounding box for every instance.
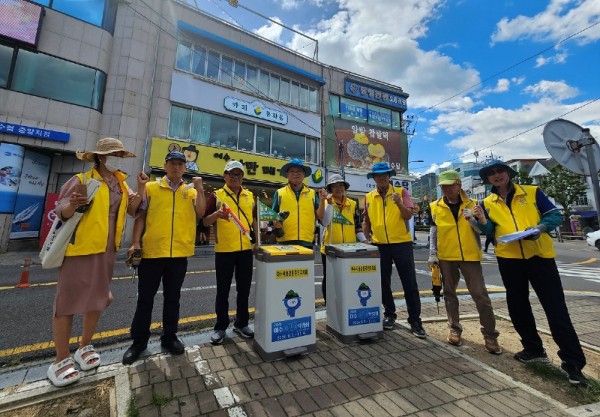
[150,138,321,186]
[0,122,70,143]
[10,150,51,239]
[345,79,407,111]
[344,172,410,193]
[333,119,408,172]
[224,97,288,125]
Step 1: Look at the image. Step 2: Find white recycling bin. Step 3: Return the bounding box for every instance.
[325,242,383,343]
[254,245,316,361]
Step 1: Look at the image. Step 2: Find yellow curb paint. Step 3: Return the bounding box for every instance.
[572,258,598,265]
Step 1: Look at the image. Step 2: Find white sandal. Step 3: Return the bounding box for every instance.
[74,344,101,371]
[47,357,81,387]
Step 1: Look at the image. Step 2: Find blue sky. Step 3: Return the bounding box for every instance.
[192,0,600,175]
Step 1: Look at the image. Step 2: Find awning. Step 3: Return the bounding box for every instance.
[572,211,597,219]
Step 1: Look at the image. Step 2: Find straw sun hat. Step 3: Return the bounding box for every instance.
[76,137,136,162]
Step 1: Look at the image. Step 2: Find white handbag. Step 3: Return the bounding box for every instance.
[39,177,101,269]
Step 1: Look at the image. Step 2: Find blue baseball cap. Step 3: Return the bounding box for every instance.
[280,158,312,177]
[165,151,186,162]
[367,162,396,179]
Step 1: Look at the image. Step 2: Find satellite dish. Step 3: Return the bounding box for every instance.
[543,119,600,175]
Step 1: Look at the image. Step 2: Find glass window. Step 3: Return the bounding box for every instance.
[367,103,391,128]
[290,81,300,107]
[208,113,238,147]
[246,65,258,92]
[309,87,318,112]
[168,106,191,139]
[233,60,245,90]
[269,74,279,100]
[279,78,290,103]
[190,110,211,143]
[306,137,318,164]
[0,44,14,88]
[191,46,206,76]
[206,51,220,80]
[299,85,309,109]
[239,122,254,151]
[176,40,191,72]
[392,111,401,130]
[52,0,104,27]
[259,70,269,97]
[12,49,106,110]
[340,97,367,123]
[272,130,304,160]
[328,94,340,116]
[256,126,271,154]
[220,56,233,86]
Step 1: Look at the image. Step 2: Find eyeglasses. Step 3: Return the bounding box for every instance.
[227,172,243,178]
[487,168,505,176]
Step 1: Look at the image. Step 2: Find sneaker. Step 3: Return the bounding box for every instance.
[383,316,396,330]
[447,329,462,346]
[561,362,588,386]
[514,349,549,363]
[410,322,427,339]
[210,330,226,345]
[233,325,254,339]
[484,337,502,355]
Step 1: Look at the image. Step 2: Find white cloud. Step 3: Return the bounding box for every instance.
[492,0,600,45]
[523,80,579,100]
[281,0,301,10]
[535,50,569,67]
[283,0,481,110]
[429,98,600,161]
[254,18,284,43]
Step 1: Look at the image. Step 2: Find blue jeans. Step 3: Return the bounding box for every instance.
[497,256,586,368]
[377,242,421,324]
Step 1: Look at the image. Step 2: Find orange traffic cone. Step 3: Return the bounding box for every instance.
[15,258,31,288]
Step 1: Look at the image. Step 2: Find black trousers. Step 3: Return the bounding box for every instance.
[378,242,421,324]
[130,257,187,345]
[214,250,253,331]
[497,256,586,368]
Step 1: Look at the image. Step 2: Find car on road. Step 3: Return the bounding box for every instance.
[586,230,600,250]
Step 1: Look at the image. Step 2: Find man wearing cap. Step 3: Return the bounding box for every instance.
[122,151,205,365]
[272,158,321,248]
[473,159,587,385]
[318,174,366,302]
[428,170,501,354]
[203,160,258,345]
[362,162,426,338]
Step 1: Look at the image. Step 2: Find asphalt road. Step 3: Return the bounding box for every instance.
[0,234,598,364]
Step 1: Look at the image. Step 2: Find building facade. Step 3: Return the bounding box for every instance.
[0,0,413,251]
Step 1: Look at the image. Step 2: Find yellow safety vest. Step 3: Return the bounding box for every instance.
[141,177,198,258]
[320,198,357,254]
[276,184,316,244]
[65,168,129,256]
[214,186,254,252]
[365,186,412,244]
[484,184,555,259]
[430,191,481,261]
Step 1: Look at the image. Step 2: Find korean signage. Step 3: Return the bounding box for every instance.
[344,79,407,111]
[149,138,322,186]
[224,97,288,125]
[0,122,70,143]
[333,119,408,173]
[344,172,411,193]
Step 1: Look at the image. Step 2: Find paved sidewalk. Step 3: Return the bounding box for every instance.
[1,294,600,416]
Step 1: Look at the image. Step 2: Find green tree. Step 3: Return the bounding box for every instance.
[541,165,587,219]
[514,168,533,185]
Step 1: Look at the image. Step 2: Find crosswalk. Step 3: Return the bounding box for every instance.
[557,262,600,284]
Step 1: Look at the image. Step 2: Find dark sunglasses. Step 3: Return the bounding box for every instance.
[486,167,506,176]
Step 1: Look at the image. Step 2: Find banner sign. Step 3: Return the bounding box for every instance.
[0,122,70,143]
[224,97,288,125]
[0,142,24,213]
[344,79,408,111]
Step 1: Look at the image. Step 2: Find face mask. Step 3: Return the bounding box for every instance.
[104,156,123,172]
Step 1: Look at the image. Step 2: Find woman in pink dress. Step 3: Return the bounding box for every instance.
[47,137,147,387]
